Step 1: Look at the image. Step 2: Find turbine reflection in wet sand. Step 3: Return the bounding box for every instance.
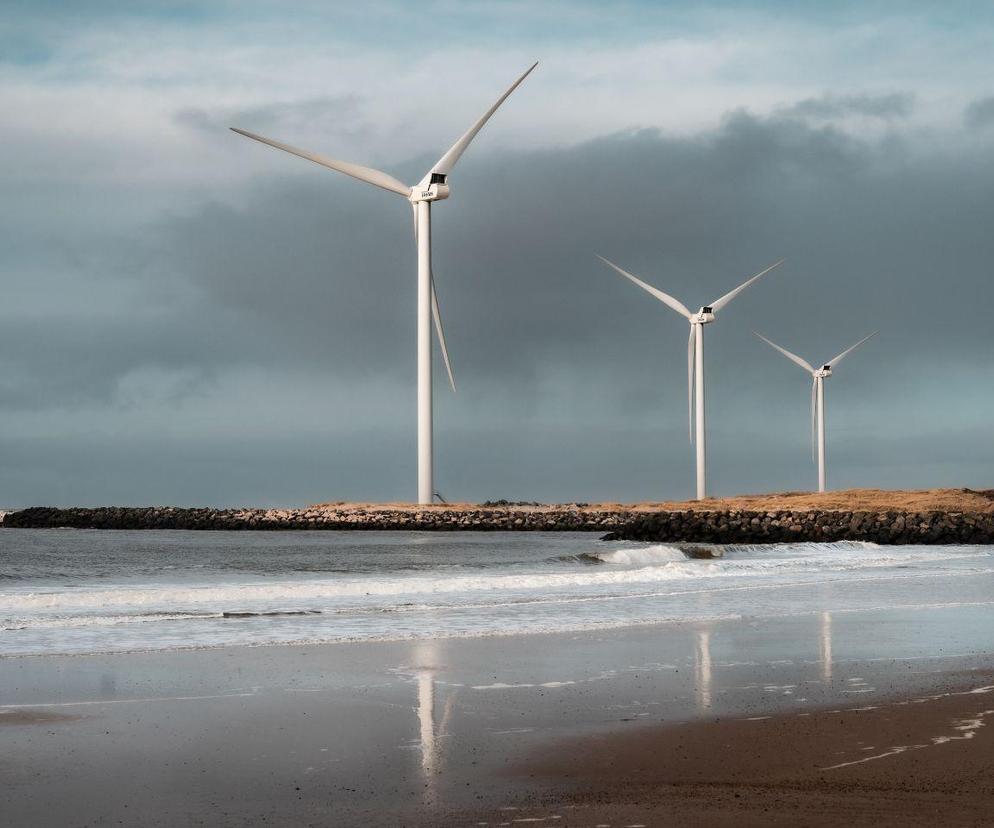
[820,611,833,684]
[695,629,713,711]
[412,641,457,808]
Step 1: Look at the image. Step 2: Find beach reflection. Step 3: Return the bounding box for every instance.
[410,641,457,808]
[417,666,437,777]
[820,611,833,683]
[695,629,712,711]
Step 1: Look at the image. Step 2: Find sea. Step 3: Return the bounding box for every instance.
[2,529,993,658]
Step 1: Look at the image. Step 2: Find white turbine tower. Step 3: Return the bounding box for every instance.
[232,63,538,505]
[598,256,784,500]
[753,330,877,493]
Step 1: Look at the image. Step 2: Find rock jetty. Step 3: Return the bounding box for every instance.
[0,505,623,532]
[3,505,994,543]
[601,509,994,544]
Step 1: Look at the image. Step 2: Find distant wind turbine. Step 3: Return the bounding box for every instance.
[232,63,538,504]
[753,330,877,493]
[598,256,784,500]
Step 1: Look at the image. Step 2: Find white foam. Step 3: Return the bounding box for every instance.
[3,544,987,617]
[823,687,994,770]
[3,540,993,656]
[0,563,719,613]
[592,545,687,565]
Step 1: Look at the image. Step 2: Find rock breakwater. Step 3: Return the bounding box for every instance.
[603,509,994,544]
[0,505,624,532]
[2,505,994,543]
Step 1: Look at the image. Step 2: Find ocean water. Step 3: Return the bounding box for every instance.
[2,529,993,657]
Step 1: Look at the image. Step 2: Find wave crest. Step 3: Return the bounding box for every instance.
[590,545,689,565]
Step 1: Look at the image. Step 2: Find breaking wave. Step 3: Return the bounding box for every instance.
[2,536,991,656]
[590,545,688,565]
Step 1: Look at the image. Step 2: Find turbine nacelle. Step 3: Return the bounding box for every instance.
[815,365,833,378]
[693,307,716,324]
[411,173,450,203]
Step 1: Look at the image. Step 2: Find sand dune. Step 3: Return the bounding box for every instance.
[312,487,994,513]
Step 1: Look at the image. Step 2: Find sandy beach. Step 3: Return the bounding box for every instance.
[311,487,994,513]
[495,670,994,826]
[4,602,994,826]
[4,529,994,825]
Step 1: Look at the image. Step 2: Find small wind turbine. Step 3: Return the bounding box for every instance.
[598,256,784,500]
[753,330,877,493]
[232,64,538,505]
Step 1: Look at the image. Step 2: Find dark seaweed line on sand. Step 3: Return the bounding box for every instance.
[3,506,994,544]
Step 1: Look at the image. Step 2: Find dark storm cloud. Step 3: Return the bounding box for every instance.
[161,105,994,390]
[5,101,994,503]
[16,102,994,413]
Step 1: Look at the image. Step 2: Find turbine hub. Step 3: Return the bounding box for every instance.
[694,307,715,324]
[815,366,832,378]
[411,173,450,203]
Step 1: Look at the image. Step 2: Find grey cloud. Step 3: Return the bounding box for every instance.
[779,92,914,121]
[162,107,964,393]
[5,101,994,504]
[175,96,373,146]
[964,95,994,129]
[0,304,229,411]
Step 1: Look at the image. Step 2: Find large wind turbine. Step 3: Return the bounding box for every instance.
[232,64,538,505]
[598,256,784,500]
[753,331,877,493]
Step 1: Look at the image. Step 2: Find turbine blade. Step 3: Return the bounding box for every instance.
[412,203,418,241]
[597,256,693,319]
[811,376,818,463]
[230,128,411,197]
[827,331,878,369]
[753,331,815,374]
[430,62,538,176]
[687,325,696,444]
[431,277,456,393]
[709,258,785,314]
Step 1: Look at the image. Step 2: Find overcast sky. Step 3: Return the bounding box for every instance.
[3,1,994,506]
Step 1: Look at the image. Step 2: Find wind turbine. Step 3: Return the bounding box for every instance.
[753,330,877,493]
[231,63,538,505]
[598,256,784,500]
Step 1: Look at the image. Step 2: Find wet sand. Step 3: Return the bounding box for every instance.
[3,605,994,826]
[488,673,994,827]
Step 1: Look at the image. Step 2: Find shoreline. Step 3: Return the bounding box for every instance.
[4,599,992,662]
[5,502,994,543]
[4,609,994,826]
